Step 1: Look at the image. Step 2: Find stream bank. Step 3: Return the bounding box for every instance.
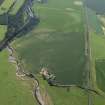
[7,44,45,105]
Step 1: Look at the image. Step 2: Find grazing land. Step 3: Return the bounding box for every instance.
[0,0,105,105]
[0,30,37,105]
[9,0,25,15]
[87,7,105,93]
[14,0,86,86]
[0,0,14,14]
[0,51,37,105]
[0,25,7,40]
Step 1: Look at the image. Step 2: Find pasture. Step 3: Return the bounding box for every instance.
[0,0,14,15]
[0,50,37,105]
[0,25,7,40]
[0,0,105,105]
[9,0,25,15]
[14,0,86,85]
[0,2,37,104]
[88,8,105,93]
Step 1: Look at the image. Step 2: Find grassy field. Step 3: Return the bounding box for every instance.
[90,32,105,92]
[0,50,37,105]
[86,7,103,35]
[9,0,25,15]
[0,25,7,41]
[95,60,105,92]
[38,75,105,105]
[0,0,14,15]
[92,92,105,105]
[88,7,105,93]
[0,23,37,105]
[38,76,88,105]
[14,0,86,85]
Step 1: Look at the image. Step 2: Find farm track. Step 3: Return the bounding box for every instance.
[84,4,93,105]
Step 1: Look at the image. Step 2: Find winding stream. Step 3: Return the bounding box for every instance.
[7,45,45,105]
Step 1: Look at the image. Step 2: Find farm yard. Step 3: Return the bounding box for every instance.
[0,0,105,105]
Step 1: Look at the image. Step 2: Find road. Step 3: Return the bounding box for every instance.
[83,3,93,105]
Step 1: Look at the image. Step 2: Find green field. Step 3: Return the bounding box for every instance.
[86,7,103,35]
[0,23,37,105]
[0,25,7,40]
[90,32,105,92]
[0,50,37,105]
[85,0,105,14]
[38,76,88,105]
[9,0,25,15]
[38,75,105,105]
[14,0,86,85]
[0,0,105,105]
[0,0,14,15]
[88,7,105,93]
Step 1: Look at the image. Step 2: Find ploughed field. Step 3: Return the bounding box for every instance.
[14,0,86,85]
